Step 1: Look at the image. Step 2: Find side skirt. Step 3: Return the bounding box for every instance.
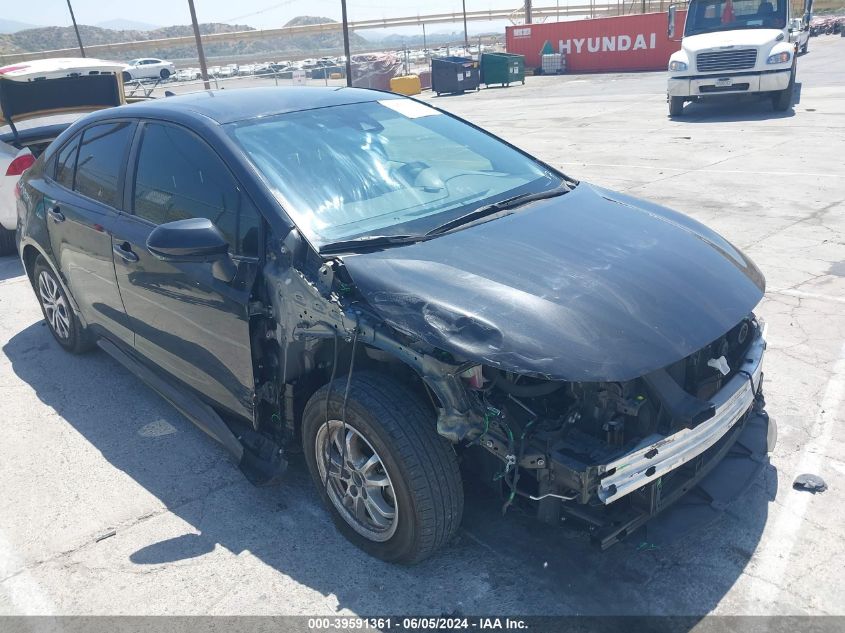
[97,338,287,486]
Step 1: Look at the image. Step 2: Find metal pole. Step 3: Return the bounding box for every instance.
[188,0,211,90]
[524,0,533,24]
[422,22,427,56]
[462,0,469,50]
[341,0,353,87]
[66,0,86,57]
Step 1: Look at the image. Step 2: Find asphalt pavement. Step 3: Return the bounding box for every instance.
[1,35,843,617]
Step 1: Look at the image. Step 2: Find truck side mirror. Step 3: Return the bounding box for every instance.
[668,5,677,39]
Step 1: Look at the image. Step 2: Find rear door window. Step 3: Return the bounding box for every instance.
[53,134,81,190]
[132,122,261,257]
[73,122,134,208]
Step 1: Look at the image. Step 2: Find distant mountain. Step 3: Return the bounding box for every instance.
[363,30,499,49]
[96,19,161,32]
[0,16,370,61]
[0,19,40,34]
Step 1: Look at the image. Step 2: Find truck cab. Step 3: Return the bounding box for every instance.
[666,0,812,116]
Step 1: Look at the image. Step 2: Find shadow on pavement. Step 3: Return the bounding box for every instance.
[678,83,802,123]
[4,322,776,616]
[0,254,24,283]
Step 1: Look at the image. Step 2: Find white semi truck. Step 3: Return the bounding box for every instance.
[666,0,813,116]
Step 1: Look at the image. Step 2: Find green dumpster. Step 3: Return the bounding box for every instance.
[480,53,525,87]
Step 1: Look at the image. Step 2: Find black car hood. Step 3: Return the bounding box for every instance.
[341,183,765,382]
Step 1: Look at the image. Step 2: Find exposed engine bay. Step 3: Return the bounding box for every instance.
[247,230,768,548]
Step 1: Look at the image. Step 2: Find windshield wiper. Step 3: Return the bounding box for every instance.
[425,183,570,237]
[319,233,423,254]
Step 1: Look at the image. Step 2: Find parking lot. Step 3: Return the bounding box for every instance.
[1,34,844,617]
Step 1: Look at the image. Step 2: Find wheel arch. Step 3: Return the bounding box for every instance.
[20,240,84,320]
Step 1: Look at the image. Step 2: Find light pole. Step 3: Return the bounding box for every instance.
[187,0,211,90]
[341,0,353,87]
[66,0,85,57]
[462,0,469,50]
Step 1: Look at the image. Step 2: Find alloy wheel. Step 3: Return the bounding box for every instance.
[315,420,398,542]
[38,271,71,340]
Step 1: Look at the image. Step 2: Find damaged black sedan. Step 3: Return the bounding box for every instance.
[16,87,770,563]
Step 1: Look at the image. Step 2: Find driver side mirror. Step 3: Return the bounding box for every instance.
[146,217,236,282]
[668,5,677,39]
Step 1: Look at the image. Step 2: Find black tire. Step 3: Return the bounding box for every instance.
[669,95,685,117]
[160,68,171,79]
[772,66,796,112]
[801,42,808,54]
[0,226,15,256]
[302,371,463,564]
[33,257,94,354]
[122,71,132,83]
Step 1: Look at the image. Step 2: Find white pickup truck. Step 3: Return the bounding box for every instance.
[667,0,812,116]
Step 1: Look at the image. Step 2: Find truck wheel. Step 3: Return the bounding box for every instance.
[669,96,686,117]
[0,226,15,256]
[302,371,463,564]
[772,66,796,112]
[33,257,94,353]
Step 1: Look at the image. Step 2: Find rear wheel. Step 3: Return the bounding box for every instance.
[33,257,93,354]
[669,95,686,117]
[302,371,463,564]
[0,226,15,256]
[160,68,171,80]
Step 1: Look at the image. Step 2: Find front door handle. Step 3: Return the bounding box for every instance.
[48,206,65,223]
[113,242,139,263]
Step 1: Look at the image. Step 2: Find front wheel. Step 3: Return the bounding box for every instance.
[772,66,795,112]
[302,371,463,564]
[669,95,686,117]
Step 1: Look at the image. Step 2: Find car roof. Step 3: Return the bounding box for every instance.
[115,86,403,125]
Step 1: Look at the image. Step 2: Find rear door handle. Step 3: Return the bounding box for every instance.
[48,206,65,223]
[113,241,139,263]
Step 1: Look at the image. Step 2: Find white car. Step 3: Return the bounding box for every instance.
[218,64,239,78]
[174,68,202,81]
[0,58,126,254]
[123,58,176,82]
[0,141,33,254]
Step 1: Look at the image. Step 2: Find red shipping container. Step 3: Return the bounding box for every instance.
[507,11,686,73]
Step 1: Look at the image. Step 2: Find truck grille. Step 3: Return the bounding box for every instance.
[696,49,757,72]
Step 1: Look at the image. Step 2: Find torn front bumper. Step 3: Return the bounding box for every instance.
[597,321,767,505]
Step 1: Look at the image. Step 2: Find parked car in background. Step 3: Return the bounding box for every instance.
[174,68,202,82]
[0,58,126,255]
[123,58,176,82]
[16,87,771,563]
[219,64,240,78]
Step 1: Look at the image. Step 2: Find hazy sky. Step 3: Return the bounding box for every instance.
[13,0,508,31]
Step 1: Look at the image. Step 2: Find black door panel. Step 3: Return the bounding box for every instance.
[43,188,134,344]
[42,122,136,345]
[112,121,261,421]
[111,214,257,419]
